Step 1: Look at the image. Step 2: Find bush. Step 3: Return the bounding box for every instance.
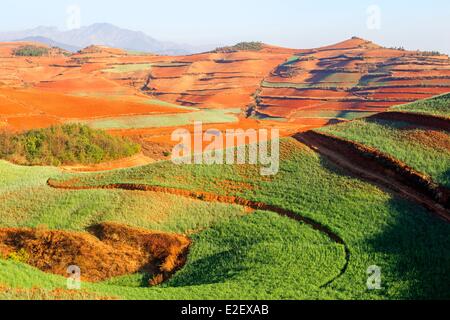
[418,50,444,57]
[12,45,49,57]
[8,249,29,264]
[215,42,263,53]
[0,124,141,166]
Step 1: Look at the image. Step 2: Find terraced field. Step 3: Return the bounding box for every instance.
[80,108,241,130]
[392,93,450,118]
[1,39,449,149]
[1,39,450,301]
[257,38,450,126]
[318,118,450,188]
[2,139,450,299]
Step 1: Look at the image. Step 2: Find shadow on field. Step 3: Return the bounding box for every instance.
[165,249,248,287]
[366,197,450,299]
[315,153,450,299]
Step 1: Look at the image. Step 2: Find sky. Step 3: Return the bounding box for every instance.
[1,0,449,53]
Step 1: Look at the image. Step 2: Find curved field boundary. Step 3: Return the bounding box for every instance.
[47,179,350,288]
[295,131,450,221]
[369,111,450,132]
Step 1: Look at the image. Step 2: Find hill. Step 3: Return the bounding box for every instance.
[13,36,81,52]
[0,37,450,301]
[256,37,450,125]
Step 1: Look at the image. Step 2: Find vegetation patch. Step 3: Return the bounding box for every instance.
[0,222,190,285]
[294,110,376,120]
[12,45,49,57]
[318,118,450,187]
[216,42,263,53]
[103,63,153,73]
[0,285,116,300]
[47,138,450,299]
[391,93,450,118]
[0,124,140,166]
[261,81,348,90]
[3,139,450,299]
[81,109,240,130]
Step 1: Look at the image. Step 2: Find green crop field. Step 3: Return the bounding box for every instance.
[262,81,352,90]
[318,118,450,188]
[2,139,449,299]
[391,93,450,118]
[0,161,247,234]
[79,109,241,130]
[102,63,153,73]
[293,110,376,120]
[315,72,361,86]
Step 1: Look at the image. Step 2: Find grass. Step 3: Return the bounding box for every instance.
[0,211,343,299]
[2,138,450,299]
[102,62,189,73]
[216,42,263,53]
[125,50,153,56]
[33,138,450,299]
[13,45,49,57]
[152,63,190,67]
[293,110,376,120]
[0,124,140,166]
[0,159,342,299]
[318,119,450,187]
[391,93,450,118]
[80,109,241,130]
[313,72,361,86]
[262,72,361,89]
[262,81,350,90]
[102,63,153,73]
[285,56,300,64]
[142,99,199,111]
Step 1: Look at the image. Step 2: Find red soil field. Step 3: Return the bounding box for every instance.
[4,115,61,131]
[0,39,449,159]
[256,38,450,120]
[0,88,189,123]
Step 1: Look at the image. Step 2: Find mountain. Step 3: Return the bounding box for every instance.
[0,23,210,55]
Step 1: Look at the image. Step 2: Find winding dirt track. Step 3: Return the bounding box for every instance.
[47,179,350,288]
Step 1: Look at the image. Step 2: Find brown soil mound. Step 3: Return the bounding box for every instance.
[0,222,190,285]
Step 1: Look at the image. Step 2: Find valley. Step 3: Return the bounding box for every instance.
[0,37,449,300]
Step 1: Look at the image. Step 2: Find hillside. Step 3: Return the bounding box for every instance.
[0,37,450,301]
[257,37,450,125]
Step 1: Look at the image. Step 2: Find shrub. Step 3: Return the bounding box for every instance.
[12,45,49,57]
[8,249,29,264]
[215,42,263,53]
[417,50,445,57]
[0,124,141,166]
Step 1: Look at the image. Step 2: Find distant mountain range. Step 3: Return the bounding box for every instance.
[0,23,213,55]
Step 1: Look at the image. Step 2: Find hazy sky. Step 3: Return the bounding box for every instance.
[1,0,449,53]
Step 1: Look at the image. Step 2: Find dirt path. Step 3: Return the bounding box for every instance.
[47,179,350,288]
[295,131,450,222]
